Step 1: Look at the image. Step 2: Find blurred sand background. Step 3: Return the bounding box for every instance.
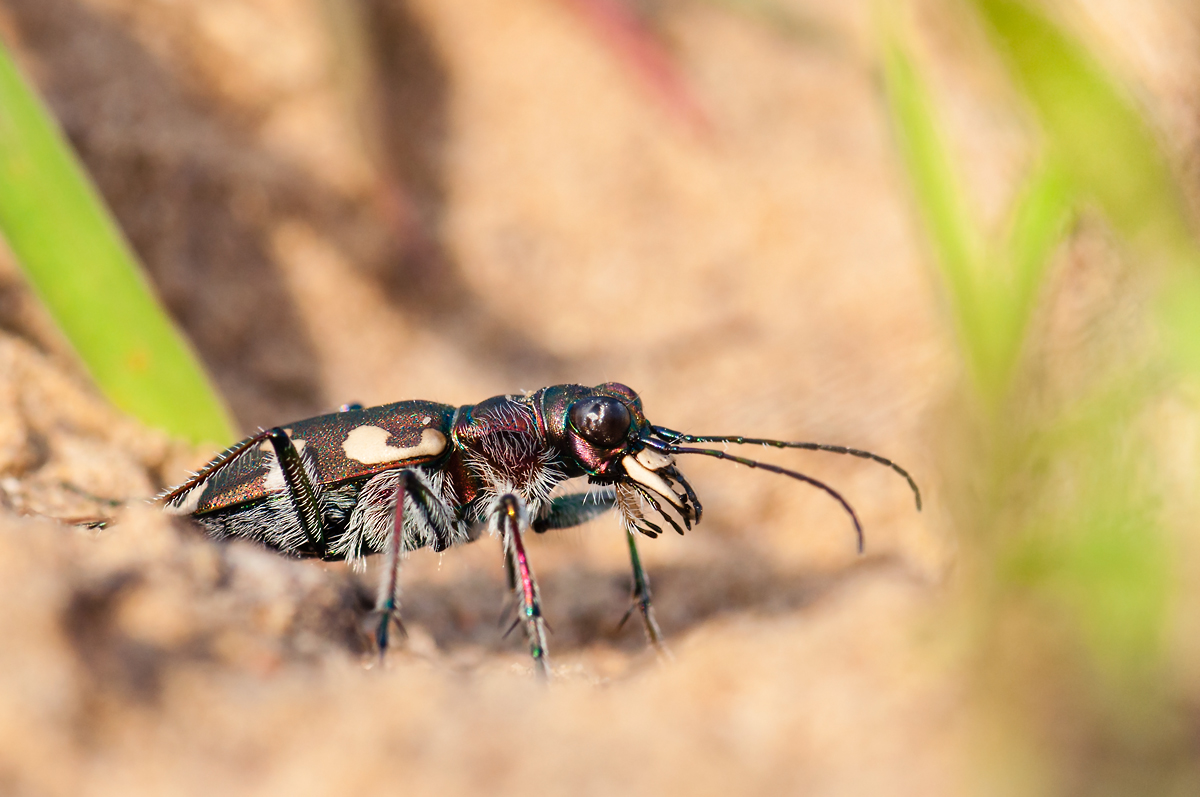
[0,0,1196,794]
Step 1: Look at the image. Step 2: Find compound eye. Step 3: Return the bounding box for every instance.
[569,396,632,448]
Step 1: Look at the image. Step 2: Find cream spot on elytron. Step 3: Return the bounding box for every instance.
[342,425,446,465]
[261,438,306,491]
[263,456,285,491]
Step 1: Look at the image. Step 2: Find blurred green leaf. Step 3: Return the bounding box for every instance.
[969,0,1200,417]
[969,0,1193,259]
[0,40,234,445]
[880,24,982,287]
[880,20,994,386]
[882,1,1196,789]
[1002,160,1073,337]
[881,14,1072,397]
[1159,266,1200,375]
[1022,381,1169,684]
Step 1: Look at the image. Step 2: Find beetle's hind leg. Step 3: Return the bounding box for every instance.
[163,426,328,554]
[265,428,324,549]
[492,494,550,677]
[374,470,417,658]
[373,469,464,659]
[375,472,406,658]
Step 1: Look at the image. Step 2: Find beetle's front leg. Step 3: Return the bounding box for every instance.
[535,489,667,653]
[619,529,667,652]
[494,494,550,677]
[532,489,615,533]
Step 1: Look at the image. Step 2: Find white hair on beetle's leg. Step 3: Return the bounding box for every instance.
[332,467,464,570]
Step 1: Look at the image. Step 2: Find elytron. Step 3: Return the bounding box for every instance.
[161,383,919,675]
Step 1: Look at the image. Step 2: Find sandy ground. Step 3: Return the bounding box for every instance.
[0,0,1195,793]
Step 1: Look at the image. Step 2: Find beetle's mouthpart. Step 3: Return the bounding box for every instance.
[661,463,702,525]
[616,443,699,537]
[621,455,683,510]
[632,431,702,527]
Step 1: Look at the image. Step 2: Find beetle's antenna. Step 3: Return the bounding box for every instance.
[653,426,921,511]
[664,444,864,553]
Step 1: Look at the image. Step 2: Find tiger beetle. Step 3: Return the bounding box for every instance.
[160,383,920,676]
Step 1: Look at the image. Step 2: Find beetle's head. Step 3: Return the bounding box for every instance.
[540,383,701,535]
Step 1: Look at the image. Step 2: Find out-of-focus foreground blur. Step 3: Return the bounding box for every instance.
[1,0,1199,794]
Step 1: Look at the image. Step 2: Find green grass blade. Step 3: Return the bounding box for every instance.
[0,40,234,445]
[970,0,1192,257]
[971,0,1200,381]
[999,158,1074,354]
[879,15,1009,393]
[880,23,981,292]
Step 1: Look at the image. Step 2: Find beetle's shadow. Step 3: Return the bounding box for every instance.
[396,552,908,656]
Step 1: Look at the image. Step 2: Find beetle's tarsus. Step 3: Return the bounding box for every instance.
[374,604,408,662]
[375,617,388,660]
[617,602,635,631]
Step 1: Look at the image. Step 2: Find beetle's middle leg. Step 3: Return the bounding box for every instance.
[494,494,550,677]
